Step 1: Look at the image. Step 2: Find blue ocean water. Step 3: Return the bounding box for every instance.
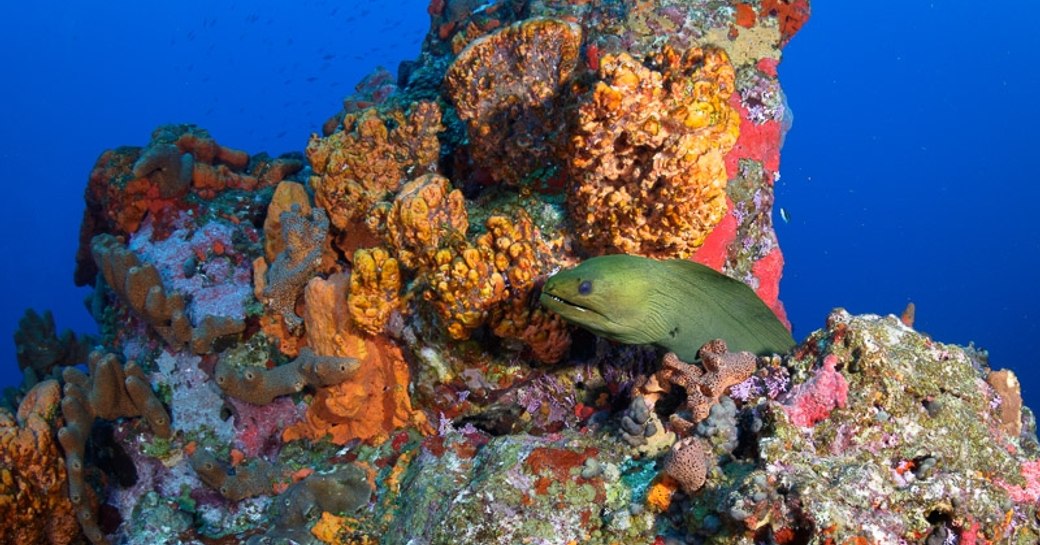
[1,1,1036,407]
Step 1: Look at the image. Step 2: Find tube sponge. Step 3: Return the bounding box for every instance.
[214,347,360,405]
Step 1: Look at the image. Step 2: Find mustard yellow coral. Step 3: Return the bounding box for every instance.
[481,213,571,363]
[348,247,402,335]
[383,174,468,269]
[420,210,571,360]
[566,46,740,258]
[445,17,582,186]
[307,102,443,232]
[0,380,79,545]
[424,240,507,340]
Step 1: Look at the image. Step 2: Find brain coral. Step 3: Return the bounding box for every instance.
[566,46,740,258]
[445,17,582,187]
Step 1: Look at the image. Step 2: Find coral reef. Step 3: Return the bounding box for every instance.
[347,247,403,335]
[382,173,468,269]
[307,101,442,252]
[74,125,301,287]
[0,380,79,545]
[566,46,740,258]
[13,309,93,383]
[445,17,582,188]
[58,351,171,545]
[40,3,1040,545]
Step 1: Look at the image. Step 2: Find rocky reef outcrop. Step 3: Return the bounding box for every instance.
[10,1,1037,544]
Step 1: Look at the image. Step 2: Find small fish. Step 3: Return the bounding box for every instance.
[779,207,790,224]
[900,302,916,328]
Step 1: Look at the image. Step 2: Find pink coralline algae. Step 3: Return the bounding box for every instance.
[129,214,253,323]
[781,353,848,427]
[999,459,1040,503]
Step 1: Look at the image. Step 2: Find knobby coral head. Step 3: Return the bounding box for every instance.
[565,45,740,259]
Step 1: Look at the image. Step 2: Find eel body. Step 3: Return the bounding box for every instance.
[539,254,794,358]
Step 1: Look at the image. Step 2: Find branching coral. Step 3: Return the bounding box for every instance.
[253,205,330,332]
[57,351,171,545]
[658,339,757,435]
[566,46,740,258]
[0,380,79,545]
[214,347,360,406]
[445,17,582,187]
[307,102,442,233]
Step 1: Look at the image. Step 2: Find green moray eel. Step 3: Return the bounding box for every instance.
[539,254,795,358]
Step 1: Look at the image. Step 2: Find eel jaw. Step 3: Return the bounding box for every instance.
[539,289,609,323]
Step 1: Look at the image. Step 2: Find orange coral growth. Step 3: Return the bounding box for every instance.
[311,511,351,544]
[760,0,811,47]
[190,162,259,199]
[734,3,757,28]
[383,174,468,269]
[0,380,79,545]
[422,239,507,340]
[566,46,740,259]
[307,102,443,236]
[284,274,427,445]
[645,474,680,512]
[348,247,403,335]
[418,210,569,356]
[445,17,582,187]
[263,181,312,262]
[481,214,571,362]
[175,131,249,170]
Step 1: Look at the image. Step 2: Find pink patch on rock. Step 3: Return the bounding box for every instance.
[998,459,1040,503]
[228,396,302,458]
[782,354,848,427]
[725,93,782,177]
[756,58,779,78]
[752,246,789,328]
[692,201,738,271]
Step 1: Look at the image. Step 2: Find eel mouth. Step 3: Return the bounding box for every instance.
[540,290,598,317]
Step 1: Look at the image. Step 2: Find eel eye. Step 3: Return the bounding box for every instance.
[578,280,592,295]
